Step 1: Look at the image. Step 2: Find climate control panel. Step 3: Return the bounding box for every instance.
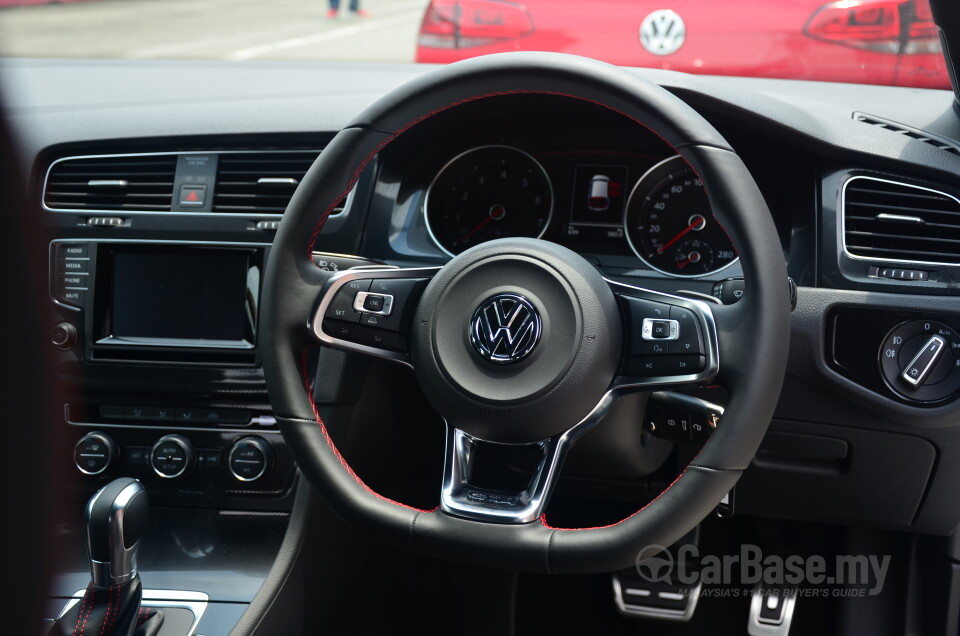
[68,420,294,511]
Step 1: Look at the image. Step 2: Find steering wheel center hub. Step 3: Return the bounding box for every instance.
[410,238,622,443]
[469,293,543,364]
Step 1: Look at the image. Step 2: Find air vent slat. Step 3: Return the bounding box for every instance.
[44,154,178,212]
[847,201,960,217]
[843,177,960,265]
[213,151,320,215]
[844,245,960,260]
[847,231,960,245]
[46,193,172,200]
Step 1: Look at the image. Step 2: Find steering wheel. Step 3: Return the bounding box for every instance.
[261,52,790,574]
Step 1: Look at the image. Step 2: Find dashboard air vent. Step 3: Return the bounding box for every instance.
[853,113,960,156]
[44,154,178,212]
[213,151,320,214]
[843,176,960,264]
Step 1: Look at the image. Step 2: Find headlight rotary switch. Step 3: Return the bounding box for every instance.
[879,320,960,403]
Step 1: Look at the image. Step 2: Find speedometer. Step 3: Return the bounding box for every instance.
[624,156,738,277]
[424,145,553,256]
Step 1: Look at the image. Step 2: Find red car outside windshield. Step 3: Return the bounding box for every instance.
[416,0,948,88]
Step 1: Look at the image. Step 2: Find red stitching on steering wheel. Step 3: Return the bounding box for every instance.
[302,89,714,529]
[301,346,437,513]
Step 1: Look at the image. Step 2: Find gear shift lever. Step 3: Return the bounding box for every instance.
[49,478,163,636]
[86,476,148,586]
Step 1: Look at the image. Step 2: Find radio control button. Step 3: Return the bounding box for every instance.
[56,243,89,258]
[624,356,669,376]
[51,322,78,350]
[56,287,85,307]
[56,258,88,273]
[58,273,88,288]
[665,355,705,374]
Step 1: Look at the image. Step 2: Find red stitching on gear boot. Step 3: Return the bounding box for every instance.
[300,346,437,513]
[72,583,92,636]
[78,586,95,635]
[99,585,117,636]
[301,89,712,523]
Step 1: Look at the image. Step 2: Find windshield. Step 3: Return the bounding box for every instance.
[0,0,949,88]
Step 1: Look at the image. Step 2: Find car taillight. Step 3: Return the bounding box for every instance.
[418,0,535,49]
[804,0,940,54]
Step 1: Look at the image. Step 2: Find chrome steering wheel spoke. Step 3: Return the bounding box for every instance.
[440,390,620,523]
[308,266,441,367]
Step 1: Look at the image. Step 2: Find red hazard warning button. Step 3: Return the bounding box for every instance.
[179,184,207,206]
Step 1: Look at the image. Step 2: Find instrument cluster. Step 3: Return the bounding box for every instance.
[422,144,739,277]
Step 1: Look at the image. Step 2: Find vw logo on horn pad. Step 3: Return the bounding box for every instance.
[469,294,542,364]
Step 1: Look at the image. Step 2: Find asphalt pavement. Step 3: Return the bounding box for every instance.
[0,0,430,62]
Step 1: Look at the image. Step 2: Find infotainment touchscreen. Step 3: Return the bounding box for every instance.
[88,244,261,358]
[111,251,249,344]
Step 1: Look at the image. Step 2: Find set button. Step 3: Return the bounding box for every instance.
[323,277,428,349]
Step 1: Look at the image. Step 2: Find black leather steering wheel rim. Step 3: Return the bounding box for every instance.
[261,52,790,574]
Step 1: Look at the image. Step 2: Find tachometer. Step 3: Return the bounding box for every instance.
[424,145,553,256]
[624,155,738,277]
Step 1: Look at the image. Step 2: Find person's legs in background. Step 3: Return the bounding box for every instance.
[328,0,367,18]
[350,0,369,17]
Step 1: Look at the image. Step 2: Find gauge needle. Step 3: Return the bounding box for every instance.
[676,256,694,270]
[462,205,506,242]
[463,214,494,241]
[657,218,702,255]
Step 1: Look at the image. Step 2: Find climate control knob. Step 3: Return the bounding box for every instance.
[74,432,117,476]
[150,434,196,479]
[228,437,274,482]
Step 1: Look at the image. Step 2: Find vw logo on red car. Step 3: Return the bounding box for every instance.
[639,9,687,56]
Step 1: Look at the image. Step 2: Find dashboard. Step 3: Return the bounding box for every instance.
[10,57,960,633]
[364,93,811,287]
